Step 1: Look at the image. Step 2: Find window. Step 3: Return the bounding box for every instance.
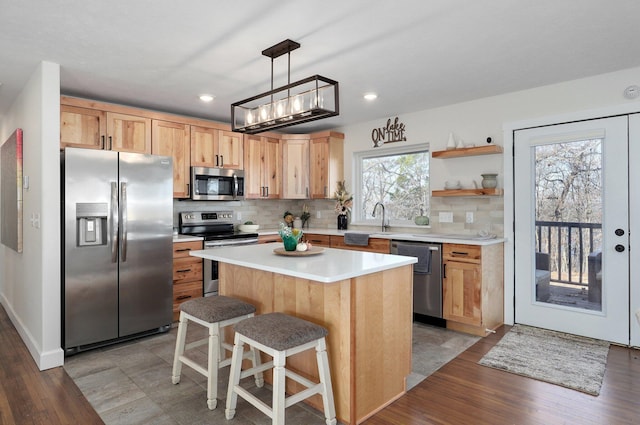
[353,143,430,226]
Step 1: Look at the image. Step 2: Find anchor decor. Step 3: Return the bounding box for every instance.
[371,116,407,147]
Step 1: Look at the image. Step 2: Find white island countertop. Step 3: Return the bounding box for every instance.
[190,243,417,283]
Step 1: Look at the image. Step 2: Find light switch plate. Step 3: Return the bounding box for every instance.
[439,212,453,223]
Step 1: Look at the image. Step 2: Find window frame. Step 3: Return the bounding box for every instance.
[352,142,430,227]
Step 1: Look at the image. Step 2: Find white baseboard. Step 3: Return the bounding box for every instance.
[0,295,64,370]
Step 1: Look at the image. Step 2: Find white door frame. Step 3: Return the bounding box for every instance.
[503,103,640,347]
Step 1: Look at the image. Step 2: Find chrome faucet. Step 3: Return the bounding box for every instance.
[372,202,388,232]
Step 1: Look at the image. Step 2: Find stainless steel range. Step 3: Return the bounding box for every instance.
[179,211,259,296]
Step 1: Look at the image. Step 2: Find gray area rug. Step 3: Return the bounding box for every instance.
[479,324,609,396]
[64,322,476,424]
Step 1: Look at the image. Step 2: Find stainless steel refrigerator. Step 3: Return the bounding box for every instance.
[62,147,173,355]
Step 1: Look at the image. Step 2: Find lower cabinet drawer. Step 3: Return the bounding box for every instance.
[304,233,331,247]
[173,280,203,319]
[173,257,203,284]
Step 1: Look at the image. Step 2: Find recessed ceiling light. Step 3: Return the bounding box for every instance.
[199,94,215,102]
[363,93,377,101]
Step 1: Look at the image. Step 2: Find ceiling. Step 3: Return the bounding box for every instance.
[2,0,640,133]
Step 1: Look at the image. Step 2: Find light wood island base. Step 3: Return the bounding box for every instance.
[219,262,413,425]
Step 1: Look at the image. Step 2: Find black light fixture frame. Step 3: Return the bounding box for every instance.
[231,39,339,134]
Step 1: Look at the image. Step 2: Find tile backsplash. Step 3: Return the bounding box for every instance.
[173,195,503,237]
[173,199,336,230]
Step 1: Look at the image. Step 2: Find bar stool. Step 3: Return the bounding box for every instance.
[225,312,336,425]
[171,296,263,410]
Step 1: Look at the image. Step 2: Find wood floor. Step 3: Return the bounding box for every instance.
[1,304,638,425]
[0,306,102,424]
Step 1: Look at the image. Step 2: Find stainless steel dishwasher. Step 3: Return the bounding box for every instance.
[391,240,443,322]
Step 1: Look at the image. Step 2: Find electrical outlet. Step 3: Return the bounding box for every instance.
[466,212,474,223]
[439,212,453,223]
[237,212,242,221]
[316,211,321,219]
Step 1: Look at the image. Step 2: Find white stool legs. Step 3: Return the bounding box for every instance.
[171,303,263,410]
[225,312,336,425]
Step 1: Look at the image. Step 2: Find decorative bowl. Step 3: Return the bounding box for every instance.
[238,224,260,232]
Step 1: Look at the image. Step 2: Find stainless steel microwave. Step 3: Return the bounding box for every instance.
[191,167,244,201]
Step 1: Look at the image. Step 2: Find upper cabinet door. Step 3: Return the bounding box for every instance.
[217,130,243,170]
[106,112,152,154]
[282,137,310,199]
[190,125,217,167]
[263,136,281,199]
[191,127,243,169]
[152,120,190,198]
[243,135,281,199]
[309,134,343,199]
[60,105,106,150]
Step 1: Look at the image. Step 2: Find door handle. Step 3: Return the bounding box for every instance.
[121,182,128,262]
[220,155,224,168]
[110,182,118,263]
[233,174,238,199]
[443,263,447,279]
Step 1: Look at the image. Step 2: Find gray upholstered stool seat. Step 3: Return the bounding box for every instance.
[181,295,256,323]
[226,312,336,425]
[171,296,262,410]
[234,312,328,351]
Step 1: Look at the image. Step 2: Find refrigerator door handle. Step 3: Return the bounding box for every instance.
[110,182,119,263]
[121,181,128,262]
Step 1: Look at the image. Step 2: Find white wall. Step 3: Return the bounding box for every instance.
[0,61,62,370]
[337,66,640,326]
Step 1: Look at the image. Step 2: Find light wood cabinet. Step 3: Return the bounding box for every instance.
[191,126,243,169]
[60,105,106,149]
[60,106,152,154]
[303,233,331,247]
[244,135,281,199]
[330,235,390,253]
[152,120,190,198]
[309,132,344,199]
[258,234,281,244]
[281,136,310,199]
[106,112,152,153]
[442,243,503,336]
[172,240,203,321]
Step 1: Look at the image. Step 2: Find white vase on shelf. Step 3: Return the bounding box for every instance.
[446,133,456,150]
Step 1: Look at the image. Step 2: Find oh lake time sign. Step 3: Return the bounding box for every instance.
[371,117,406,147]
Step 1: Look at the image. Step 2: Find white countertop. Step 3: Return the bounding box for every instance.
[173,234,204,243]
[190,243,417,283]
[259,228,505,246]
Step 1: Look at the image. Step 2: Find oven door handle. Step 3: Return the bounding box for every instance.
[205,238,258,248]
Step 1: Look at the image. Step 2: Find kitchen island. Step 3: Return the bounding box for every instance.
[190,244,417,425]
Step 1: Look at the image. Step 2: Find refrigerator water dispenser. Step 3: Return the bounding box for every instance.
[76,202,107,246]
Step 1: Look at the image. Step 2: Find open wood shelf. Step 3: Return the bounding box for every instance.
[432,145,502,159]
[432,188,503,197]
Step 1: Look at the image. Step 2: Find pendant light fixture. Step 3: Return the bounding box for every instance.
[231,39,339,134]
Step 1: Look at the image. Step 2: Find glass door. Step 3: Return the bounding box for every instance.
[514,116,629,345]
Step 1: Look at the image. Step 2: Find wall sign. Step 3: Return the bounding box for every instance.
[371,117,406,147]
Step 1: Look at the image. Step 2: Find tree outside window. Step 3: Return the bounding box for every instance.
[354,144,429,225]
